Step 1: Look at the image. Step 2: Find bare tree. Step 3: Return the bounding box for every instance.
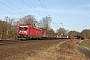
[56,27,68,38]
[19,15,36,27]
[39,16,52,30]
[3,16,17,40]
[68,30,80,38]
[0,20,9,39]
[0,20,4,39]
[81,29,90,39]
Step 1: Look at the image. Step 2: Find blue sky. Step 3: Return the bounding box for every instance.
[0,0,90,32]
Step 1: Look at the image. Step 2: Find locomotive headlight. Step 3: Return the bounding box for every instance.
[24,31,27,34]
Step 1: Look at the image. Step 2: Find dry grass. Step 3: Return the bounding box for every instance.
[80,40,90,50]
[26,40,89,60]
[0,40,61,60]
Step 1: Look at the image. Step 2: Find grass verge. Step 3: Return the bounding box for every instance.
[5,44,56,60]
[80,44,90,50]
[80,40,90,50]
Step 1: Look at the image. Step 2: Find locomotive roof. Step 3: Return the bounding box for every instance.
[19,24,42,30]
[19,24,32,27]
[19,24,31,25]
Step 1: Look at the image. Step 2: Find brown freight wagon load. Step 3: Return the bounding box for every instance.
[41,28,54,39]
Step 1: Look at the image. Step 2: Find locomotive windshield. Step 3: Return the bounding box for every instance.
[20,26,28,30]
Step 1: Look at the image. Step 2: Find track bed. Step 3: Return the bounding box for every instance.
[0,39,65,60]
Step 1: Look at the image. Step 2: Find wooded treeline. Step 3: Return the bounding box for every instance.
[0,15,52,40]
[0,15,90,40]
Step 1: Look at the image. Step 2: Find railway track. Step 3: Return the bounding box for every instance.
[0,40,24,45]
[0,38,68,45]
[0,39,42,45]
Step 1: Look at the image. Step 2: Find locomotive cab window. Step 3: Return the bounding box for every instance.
[20,26,28,30]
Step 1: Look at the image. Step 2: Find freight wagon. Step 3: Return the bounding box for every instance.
[17,24,69,40]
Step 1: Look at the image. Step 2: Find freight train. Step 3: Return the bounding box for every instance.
[17,24,67,40]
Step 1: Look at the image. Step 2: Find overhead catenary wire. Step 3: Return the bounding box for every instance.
[0,1,23,15]
[21,0,42,18]
[0,7,17,15]
[39,0,48,15]
[41,0,49,15]
[5,0,27,14]
[0,7,23,18]
[0,0,50,19]
[53,22,61,28]
[28,0,42,16]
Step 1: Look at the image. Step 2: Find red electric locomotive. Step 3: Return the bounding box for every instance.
[17,24,42,39]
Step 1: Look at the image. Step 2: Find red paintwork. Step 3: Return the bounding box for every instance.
[31,27,42,36]
[18,24,42,38]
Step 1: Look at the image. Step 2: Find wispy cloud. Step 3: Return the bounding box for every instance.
[47,8,88,14]
[81,4,90,7]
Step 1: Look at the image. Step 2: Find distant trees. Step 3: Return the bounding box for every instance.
[0,15,52,40]
[18,15,36,27]
[39,16,53,37]
[57,28,90,39]
[0,15,90,40]
[0,20,7,39]
[68,31,80,37]
[39,16,52,30]
[56,27,69,36]
[81,29,90,39]
[0,17,15,39]
[67,29,90,39]
[0,16,17,40]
